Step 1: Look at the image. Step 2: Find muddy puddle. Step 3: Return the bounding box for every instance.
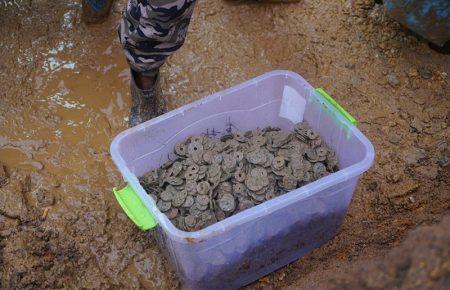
[1,0,449,289]
[0,24,129,173]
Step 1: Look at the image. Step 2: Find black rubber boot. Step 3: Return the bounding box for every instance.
[129,72,167,127]
[82,0,114,24]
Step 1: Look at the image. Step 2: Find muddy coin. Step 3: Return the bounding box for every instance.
[218,193,236,212]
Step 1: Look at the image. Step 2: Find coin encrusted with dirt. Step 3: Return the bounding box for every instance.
[139,121,338,232]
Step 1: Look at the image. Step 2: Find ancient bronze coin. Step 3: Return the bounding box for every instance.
[157,200,171,212]
[233,131,247,142]
[172,161,183,176]
[185,170,198,180]
[246,149,267,165]
[222,153,237,171]
[185,215,197,228]
[187,164,200,174]
[182,195,195,208]
[265,188,277,200]
[141,170,159,185]
[172,190,188,207]
[272,131,291,147]
[234,170,246,183]
[245,176,269,192]
[220,172,232,182]
[305,148,319,162]
[191,135,204,144]
[166,176,184,186]
[149,194,159,203]
[249,190,266,202]
[250,135,267,147]
[303,171,312,182]
[208,164,221,177]
[160,190,173,202]
[203,150,214,164]
[165,207,179,219]
[196,194,210,206]
[263,152,274,168]
[218,181,233,195]
[233,182,247,196]
[312,162,328,179]
[218,193,236,212]
[188,141,204,156]
[238,199,254,211]
[198,211,217,228]
[185,180,197,195]
[233,151,244,162]
[175,142,187,156]
[306,129,318,140]
[282,175,297,190]
[198,165,208,175]
[211,153,223,165]
[192,153,204,164]
[197,181,211,195]
[189,204,204,216]
[250,167,267,178]
[272,156,285,170]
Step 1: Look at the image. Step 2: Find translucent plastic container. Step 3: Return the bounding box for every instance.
[110,70,375,289]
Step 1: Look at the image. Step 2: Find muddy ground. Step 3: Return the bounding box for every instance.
[0,0,449,289]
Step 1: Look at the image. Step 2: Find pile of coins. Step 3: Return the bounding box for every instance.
[139,121,338,232]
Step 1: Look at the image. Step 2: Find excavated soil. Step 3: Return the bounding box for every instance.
[0,0,449,289]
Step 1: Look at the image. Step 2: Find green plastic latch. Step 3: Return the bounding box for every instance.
[113,184,157,231]
[315,88,358,126]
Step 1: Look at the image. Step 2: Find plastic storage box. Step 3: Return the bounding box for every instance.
[111,71,375,289]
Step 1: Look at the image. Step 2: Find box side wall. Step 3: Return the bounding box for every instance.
[167,176,359,289]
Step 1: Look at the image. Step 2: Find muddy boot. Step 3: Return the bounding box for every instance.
[82,0,114,24]
[129,71,167,127]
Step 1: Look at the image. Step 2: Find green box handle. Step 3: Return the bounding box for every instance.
[113,184,157,231]
[315,88,358,126]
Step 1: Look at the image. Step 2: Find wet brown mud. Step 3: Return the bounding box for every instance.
[0,0,449,289]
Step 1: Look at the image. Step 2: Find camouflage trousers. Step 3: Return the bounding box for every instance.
[119,0,197,76]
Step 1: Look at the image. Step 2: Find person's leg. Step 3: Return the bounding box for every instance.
[119,0,197,126]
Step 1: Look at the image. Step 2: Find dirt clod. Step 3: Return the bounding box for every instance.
[0,178,28,220]
[0,163,8,187]
[386,73,400,87]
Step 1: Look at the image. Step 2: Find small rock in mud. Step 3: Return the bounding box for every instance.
[438,154,448,167]
[386,73,400,87]
[406,68,419,78]
[386,173,401,184]
[404,148,428,165]
[409,118,424,133]
[0,178,28,219]
[35,187,55,207]
[387,178,419,198]
[388,134,401,145]
[0,163,8,187]
[418,67,432,79]
[367,181,379,191]
[415,165,439,180]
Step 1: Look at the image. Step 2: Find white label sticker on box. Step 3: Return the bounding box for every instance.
[279,85,306,124]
